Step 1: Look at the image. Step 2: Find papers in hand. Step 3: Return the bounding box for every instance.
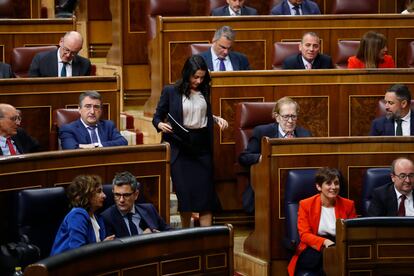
[167,113,190,142]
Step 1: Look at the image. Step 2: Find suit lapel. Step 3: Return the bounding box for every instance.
[206,49,214,71]
[385,118,395,135]
[410,111,414,135]
[113,207,130,236]
[12,136,24,154]
[96,121,106,143]
[223,6,230,15]
[386,184,398,215]
[229,52,240,70]
[297,55,305,69]
[71,57,79,76]
[51,50,59,76]
[312,55,321,69]
[77,120,92,144]
[136,205,154,230]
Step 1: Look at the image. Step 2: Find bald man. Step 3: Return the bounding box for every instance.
[368,157,414,216]
[29,31,91,77]
[0,104,40,155]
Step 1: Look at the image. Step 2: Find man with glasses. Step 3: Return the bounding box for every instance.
[370,84,414,136]
[200,26,250,71]
[368,157,414,216]
[0,103,40,155]
[211,0,258,16]
[59,91,127,149]
[29,31,91,77]
[238,97,311,213]
[101,171,171,237]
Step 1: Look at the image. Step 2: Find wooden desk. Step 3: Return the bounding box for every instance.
[0,76,120,150]
[243,137,414,274]
[0,18,75,64]
[324,218,414,276]
[145,14,414,115]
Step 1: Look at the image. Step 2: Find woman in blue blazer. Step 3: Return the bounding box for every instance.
[50,175,114,255]
[153,55,228,227]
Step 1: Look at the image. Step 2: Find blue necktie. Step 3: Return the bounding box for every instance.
[87,126,99,143]
[61,62,67,77]
[126,213,139,236]
[219,58,226,71]
[293,5,300,15]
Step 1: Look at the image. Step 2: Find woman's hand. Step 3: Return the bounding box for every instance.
[213,115,228,130]
[323,239,335,248]
[158,122,173,133]
[104,235,115,241]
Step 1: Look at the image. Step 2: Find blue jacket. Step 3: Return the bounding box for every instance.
[50,208,106,256]
[270,0,321,15]
[239,122,311,166]
[59,119,128,149]
[369,111,414,136]
[101,203,172,238]
[282,53,333,69]
[211,5,258,16]
[199,48,250,71]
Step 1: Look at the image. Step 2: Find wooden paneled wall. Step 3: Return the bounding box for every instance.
[243,137,414,274]
[207,70,414,211]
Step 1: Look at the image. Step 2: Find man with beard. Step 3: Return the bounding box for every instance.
[282,32,333,70]
[211,0,258,16]
[370,84,414,136]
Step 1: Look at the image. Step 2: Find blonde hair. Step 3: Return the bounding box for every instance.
[272,97,299,118]
[356,31,387,68]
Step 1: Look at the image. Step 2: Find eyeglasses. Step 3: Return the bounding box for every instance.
[1,115,21,122]
[278,114,298,121]
[82,104,102,110]
[394,173,414,180]
[114,192,134,199]
[61,45,79,57]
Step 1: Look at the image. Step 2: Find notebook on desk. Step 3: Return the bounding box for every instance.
[168,113,190,142]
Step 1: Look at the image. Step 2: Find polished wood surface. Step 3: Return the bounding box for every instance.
[243,137,414,274]
[25,225,233,276]
[145,14,414,115]
[0,18,75,64]
[208,69,414,211]
[0,76,120,150]
[324,218,414,276]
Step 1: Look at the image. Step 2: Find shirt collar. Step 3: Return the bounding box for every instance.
[228,6,241,16]
[401,109,411,121]
[57,47,73,65]
[287,1,300,12]
[394,186,413,201]
[278,124,294,137]
[80,118,98,128]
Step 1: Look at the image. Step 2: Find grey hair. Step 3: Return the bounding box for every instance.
[112,171,140,192]
[213,26,236,42]
[79,91,102,107]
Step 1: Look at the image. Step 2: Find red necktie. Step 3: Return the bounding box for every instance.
[6,138,16,155]
[398,194,406,216]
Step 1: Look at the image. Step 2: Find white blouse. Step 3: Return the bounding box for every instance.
[90,215,101,242]
[182,91,208,129]
[318,206,336,237]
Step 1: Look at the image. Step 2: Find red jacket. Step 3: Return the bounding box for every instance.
[347,54,395,69]
[287,194,357,276]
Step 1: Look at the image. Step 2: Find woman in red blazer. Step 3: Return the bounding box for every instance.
[287,168,357,276]
[348,31,395,69]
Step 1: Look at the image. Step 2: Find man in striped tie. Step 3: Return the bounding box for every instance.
[0,104,40,155]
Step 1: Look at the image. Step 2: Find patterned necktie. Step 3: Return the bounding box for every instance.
[293,5,300,15]
[126,213,139,236]
[61,62,67,77]
[396,119,403,136]
[305,63,312,70]
[285,132,294,138]
[398,194,406,216]
[87,126,99,143]
[219,58,226,71]
[6,138,16,155]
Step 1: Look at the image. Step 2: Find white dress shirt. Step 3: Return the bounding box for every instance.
[57,48,73,77]
[394,187,414,216]
[395,110,411,136]
[211,48,234,71]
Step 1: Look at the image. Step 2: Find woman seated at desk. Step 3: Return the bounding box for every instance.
[50,175,114,255]
[287,167,357,276]
[348,31,395,69]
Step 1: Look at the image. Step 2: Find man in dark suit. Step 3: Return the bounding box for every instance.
[200,26,250,71]
[370,84,414,136]
[271,0,321,15]
[59,91,127,149]
[283,32,333,69]
[29,31,91,77]
[238,97,311,213]
[368,157,414,216]
[0,62,13,78]
[101,171,171,237]
[0,104,40,155]
[211,0,258,16]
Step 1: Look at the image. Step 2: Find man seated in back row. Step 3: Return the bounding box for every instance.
[29,31,91,77]
[271,0,321,15]
[200,26,250,71]
[59,91,127,149]
[368,157,414,216]
[101,171,171,237]
[370,84,414,136]
[283,32,333,70]
[211,0,258,16]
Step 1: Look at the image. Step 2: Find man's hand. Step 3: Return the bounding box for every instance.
[79,144,95,149]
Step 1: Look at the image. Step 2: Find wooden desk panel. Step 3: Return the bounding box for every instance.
[0,18,75,64]
[243,137,414,273]
[0,76,120,150]
[145,14,414,115]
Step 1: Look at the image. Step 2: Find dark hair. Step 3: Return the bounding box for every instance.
[356,31,387,68]
[66,175,102,210]
[79,91,102,107]
[175,55,211,98]
[315,167,341,187]
[388,84,412,103]
[112,171,140,191]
